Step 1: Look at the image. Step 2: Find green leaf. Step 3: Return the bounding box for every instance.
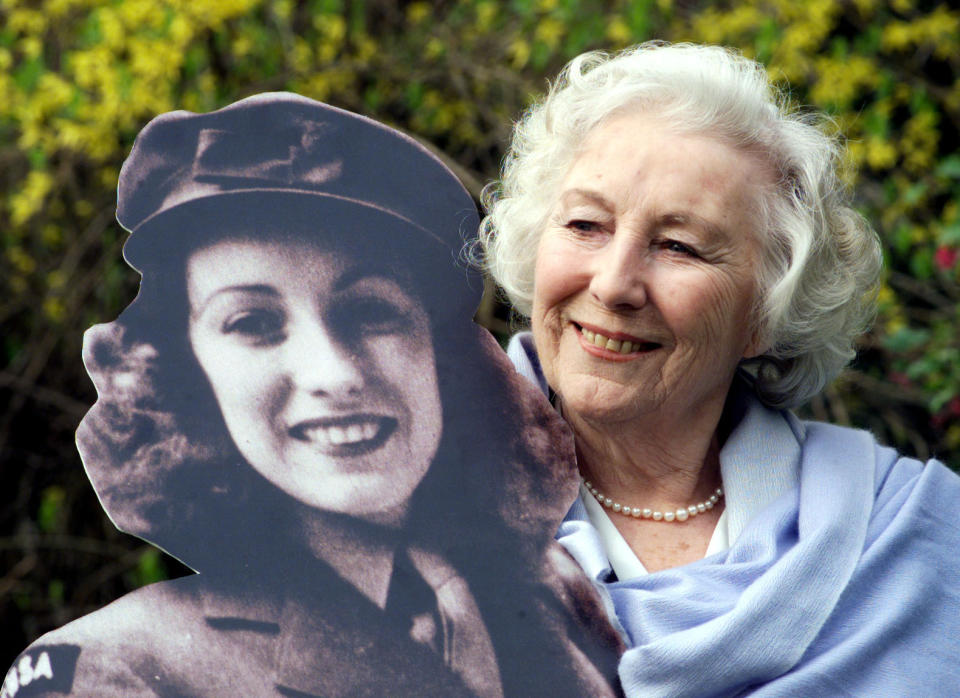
[627,0,654,39]
[864,108,889,138]
[882,177,899,204]
[313,0,343,14]
[883,326,931,353]
[564,13,603,55]
[892,222,913,255]
[363,86,382,111]
[530,40,552,71]
[935,156,960,179]
[79,11,103,47]
[404,81,423,110]
[903,181,927,206]
[932,387,958,414]
[937,222,960,246]
[905,355,936,380]
[48,579,65,605]
[909,89,934,114]
[3,335,23,364]
[755,18,780,63]
[510,0,535,16]
[348,0,366,35]
[909,247,934,279]
[13,56,45,93]
[27,148,47,170]
[830,36,849,59]
[37,486,65,533]
[133,548,167,586]
[183,44,208,77]
[853,24,882,54]
[932,347,960,368]
[875,71,895,99]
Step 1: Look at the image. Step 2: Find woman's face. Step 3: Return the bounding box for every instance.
[532,111,769,427]
[186,233,442,524]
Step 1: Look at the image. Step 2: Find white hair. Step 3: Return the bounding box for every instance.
[478,42,882,408]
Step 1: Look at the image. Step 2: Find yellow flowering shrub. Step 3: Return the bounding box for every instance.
[0,0,956,440]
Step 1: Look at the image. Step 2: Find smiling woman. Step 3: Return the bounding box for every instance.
[479,42,960,696]
[186,234,442,524]
[3,94,623,697]
[533,113,767,432]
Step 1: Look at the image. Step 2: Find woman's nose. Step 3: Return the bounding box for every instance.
[588,233,648,310]
[282,320,364,397]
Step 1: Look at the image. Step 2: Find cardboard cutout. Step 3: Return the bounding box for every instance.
[3,94,623,697]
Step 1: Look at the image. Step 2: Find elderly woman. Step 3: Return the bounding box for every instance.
[480,43,960,695]
[4,94,622,697]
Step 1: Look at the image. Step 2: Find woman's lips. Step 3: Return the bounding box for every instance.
[289,415,398,455]
[575,322,661,355]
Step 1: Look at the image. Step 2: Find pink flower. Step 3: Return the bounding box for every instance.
[934,245,958,270]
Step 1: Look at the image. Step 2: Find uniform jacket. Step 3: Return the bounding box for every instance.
[4,542,621,697]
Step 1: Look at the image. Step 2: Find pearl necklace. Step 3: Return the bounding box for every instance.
[582,477,723,522]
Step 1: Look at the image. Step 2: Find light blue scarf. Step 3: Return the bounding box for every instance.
[509,332,960,696]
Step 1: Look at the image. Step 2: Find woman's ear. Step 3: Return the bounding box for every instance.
[743,338,767,360]
[742,317,769,360]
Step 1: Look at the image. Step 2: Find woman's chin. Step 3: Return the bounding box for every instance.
[281,463,426,526]
[354,504,409,528]
[560,388,664,428]
[294,482,412,529]
[547,356,669,416]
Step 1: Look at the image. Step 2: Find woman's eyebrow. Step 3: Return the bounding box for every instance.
[559,188,615,210]
[192,284,279,315]
[332,264,400,293]
[659,212,728,242]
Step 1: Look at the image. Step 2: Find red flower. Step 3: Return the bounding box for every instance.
[948,397,960,417]
[932,397,960,429]
[934,245,958,270]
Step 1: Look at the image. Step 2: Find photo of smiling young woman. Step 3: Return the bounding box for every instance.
[3,94,623,698]
[185,233,443,525]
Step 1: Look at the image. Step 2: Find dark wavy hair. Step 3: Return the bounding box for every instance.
[78,197,577,577]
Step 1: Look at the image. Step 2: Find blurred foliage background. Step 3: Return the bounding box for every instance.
[2,0,958,669]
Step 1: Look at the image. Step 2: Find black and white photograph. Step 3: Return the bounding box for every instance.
[4,93,623,697]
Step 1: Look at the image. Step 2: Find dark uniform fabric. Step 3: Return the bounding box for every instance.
[5,571,469,697]
[5,543,621,697]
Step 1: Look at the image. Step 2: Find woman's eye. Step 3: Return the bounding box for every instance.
[222,310,285,342]
[663,240,699,257]
[567,219,600,233]
[336,297,407,336]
